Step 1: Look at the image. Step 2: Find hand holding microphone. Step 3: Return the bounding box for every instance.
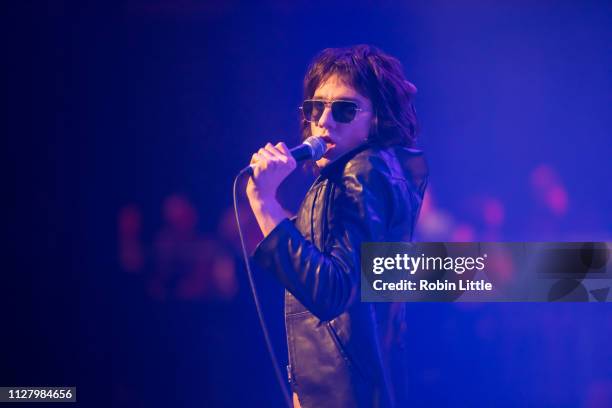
[241,137,327,237]
[246,142,297,200]
[240,136,326,176]
[242,136,327,201]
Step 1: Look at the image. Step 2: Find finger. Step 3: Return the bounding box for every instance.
[275,142,291,156]
[265,142,285,159]
[276,142,296,166]
[250,152,260,165]
[258,148,275,162]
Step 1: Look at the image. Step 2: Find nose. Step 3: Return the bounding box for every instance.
[316,105,336,130]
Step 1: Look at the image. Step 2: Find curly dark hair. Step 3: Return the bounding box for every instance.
[301,44,419,148]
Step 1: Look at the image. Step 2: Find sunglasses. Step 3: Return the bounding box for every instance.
[300,99,368,124]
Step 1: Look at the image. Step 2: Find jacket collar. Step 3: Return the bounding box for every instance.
[319,142,373,179]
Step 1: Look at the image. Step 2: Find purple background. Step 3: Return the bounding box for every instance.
[4,1,611,407]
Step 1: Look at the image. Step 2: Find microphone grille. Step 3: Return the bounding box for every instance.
[303,136,327,161]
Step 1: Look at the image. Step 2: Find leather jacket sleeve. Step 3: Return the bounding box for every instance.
[251,153,397,322]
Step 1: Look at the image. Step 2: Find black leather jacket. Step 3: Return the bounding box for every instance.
[253,143,428,408]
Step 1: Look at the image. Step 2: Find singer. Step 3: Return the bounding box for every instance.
[247,45,428,408]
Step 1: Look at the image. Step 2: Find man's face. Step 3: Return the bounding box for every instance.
[309,74,374,168]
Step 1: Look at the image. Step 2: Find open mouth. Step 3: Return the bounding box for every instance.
[320,137,336,158]
[319,135,336,149]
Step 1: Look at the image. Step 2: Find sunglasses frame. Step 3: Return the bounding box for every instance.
[299,99,369,124]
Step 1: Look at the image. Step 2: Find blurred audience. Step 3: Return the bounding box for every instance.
[118,194,238,302]
[118,204,145,273]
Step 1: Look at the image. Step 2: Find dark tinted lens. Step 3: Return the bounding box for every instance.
[332,101,358,123]
[302,100,324,122]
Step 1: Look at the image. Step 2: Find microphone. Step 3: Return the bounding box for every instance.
[239,136,327,176]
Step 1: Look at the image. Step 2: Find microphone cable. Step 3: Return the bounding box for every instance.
[232,173,292,408]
